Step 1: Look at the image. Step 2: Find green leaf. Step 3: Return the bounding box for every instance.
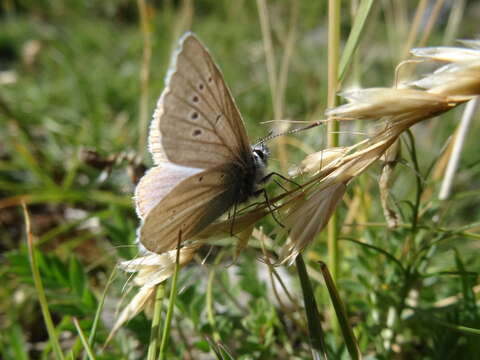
[7,323,29,360]
[338,0,376,82]
[69,255,86,298]
[194,340,211,352]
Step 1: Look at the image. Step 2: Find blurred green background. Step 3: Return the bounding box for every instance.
[1,1,480,359]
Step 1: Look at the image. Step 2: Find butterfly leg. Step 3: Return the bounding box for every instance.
[262,171,302,190]
[255,188,285,228]
[273,178,288,192]
[229,200,239,236]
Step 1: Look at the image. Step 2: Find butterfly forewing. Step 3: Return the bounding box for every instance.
[148,33,251,169]
[140,165,238,254]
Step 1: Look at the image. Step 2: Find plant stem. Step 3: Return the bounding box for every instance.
[23,203,65,360]
[327,0,341,286]
[136,0,152,157]
[73,318,96,360]
[159,235,182,360]
[319,262,360,360]
[147,284,165,360]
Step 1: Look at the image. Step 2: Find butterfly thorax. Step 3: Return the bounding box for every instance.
[233,143,269,204]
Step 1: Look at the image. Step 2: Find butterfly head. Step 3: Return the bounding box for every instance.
[251,142,269,178]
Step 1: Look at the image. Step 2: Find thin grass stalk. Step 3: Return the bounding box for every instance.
[277,0,298,118]
[327,0,341,286]
[342,0,369,262]
[73,318,96,360]
[171,0,194,43]
[207,251,225,342]
[418,0,447,47]
[256,0,277,110]
[275,0,298,171]
[256,0,290,170]
[443,0,465,44]
[22,203,65,360]
[159,234,182,360]
[137,0,152,156]
[319,262,361,359]
[260,236,286,309]
[439,97,479,200]
[83,268,116,360]
[401,0,428,59]
[146,284,165,360]
[338,0,375,83]
[295,255,327,360]
[414,311,480,336]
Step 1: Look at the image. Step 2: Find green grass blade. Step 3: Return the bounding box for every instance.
[340,236,405,272]
[8,323,29,360]
[73,318,96,360]
[295,255,327,359]
[338,0,375,83]
[159,234,182,360]
[82,267,117,360]
[147,284,165,360]
[319,262,361,360]
[22,203,65,360]
[414,310,480,335]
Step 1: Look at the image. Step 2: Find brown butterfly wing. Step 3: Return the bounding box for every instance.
[139,165,239,254]
[148,33,252,169]
[134,164,202,220]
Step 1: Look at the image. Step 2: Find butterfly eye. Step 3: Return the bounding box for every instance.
[254,149,265,160]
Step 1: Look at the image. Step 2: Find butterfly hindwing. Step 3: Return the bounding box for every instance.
[134,164,202,220]
[139,165,239,254]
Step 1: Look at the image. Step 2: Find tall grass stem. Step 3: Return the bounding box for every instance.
[147,284,165,360]
[159,234,182,360]
[137,0,152,157]
[23,203,65,360]
[327,0,341,287]
[439,97,479,199]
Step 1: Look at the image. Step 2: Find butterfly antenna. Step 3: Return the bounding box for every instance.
[253,130,274,146]
[258,119,327,145]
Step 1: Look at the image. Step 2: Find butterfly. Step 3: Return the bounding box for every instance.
[135,32,271,254]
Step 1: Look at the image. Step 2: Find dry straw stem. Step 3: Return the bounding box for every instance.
[256,0,299,171]
[379,140,401,229]
[136,0,152,156]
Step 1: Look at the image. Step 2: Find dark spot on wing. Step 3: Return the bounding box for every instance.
[208,76,213,83]
[198,83,204,90]
[198,176,203,182]
[192,95,199,103]
[193,129,202,137]
[191,112,198,120]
